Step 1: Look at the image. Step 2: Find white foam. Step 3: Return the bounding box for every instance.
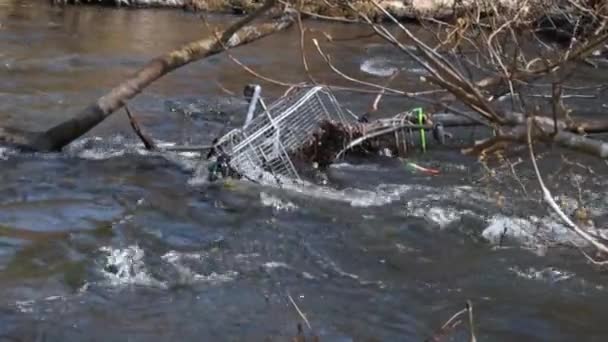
[482,214,593,249]
[509,266,575,283]
[260,192,297,211]
[330,162,382,171]
[410,206,477,228]
[100,245,166,288]
[360,58,399,77]
[78,149,126,160]
[63,136,208,179]
[301,272,316,279]
[234,253,261,260]
[15,300,34,313]
[191,171,416,208]
[161,251,238,285]
[0,146,16,160]
[276,178,493,209]
[262,261,319,280]
[13,294,66,314]
[281,181,414,207]
[262,261,291,269]
[404,185,493,228]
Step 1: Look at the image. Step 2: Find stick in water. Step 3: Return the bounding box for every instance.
[125,105,157,151]
[288,293,312,330]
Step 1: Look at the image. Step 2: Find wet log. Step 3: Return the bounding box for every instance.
[0,127,41,151]
[457,112,608,159]
[1,0,293,152]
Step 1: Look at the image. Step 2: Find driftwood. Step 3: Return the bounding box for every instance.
[0,0,293,152]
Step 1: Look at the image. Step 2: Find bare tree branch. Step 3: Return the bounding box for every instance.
[1,0,294,152]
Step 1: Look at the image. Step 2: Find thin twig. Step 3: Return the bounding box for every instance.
[277,0,359,23]
[371,71,399,112]
[215,81,236,96]
[580,248,608,266]
[467,300,477,342]
[296,2,316,84]
[441,308,467,330]
[288,293,312,330]
[312,38,489,125]
[335,122,425,159]
[200,13,302,88]
[526,117,608,258]
[124,105,157,151]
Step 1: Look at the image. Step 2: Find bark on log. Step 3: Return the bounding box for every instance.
[0,127,41,151]
[498,117,608,159]
[1,0,293,152]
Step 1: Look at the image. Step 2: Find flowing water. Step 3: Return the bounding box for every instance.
[2,1,608,341]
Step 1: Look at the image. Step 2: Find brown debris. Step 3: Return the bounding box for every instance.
[294,120,414,169]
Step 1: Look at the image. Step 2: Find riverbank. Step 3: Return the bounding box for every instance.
[52,0,533,21]
[54,0,428,20]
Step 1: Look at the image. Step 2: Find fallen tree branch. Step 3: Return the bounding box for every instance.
[526,116,608,258]
[498,117,608,159]
[1,0,293,152]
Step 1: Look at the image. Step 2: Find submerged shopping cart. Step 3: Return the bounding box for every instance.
[205,85,353,186]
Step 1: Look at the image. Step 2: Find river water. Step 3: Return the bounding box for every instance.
[2,1,608,341]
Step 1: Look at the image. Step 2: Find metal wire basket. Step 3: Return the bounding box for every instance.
[211,86,351,185]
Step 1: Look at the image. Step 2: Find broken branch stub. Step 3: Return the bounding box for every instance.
[125,105,157,151]
[10,0,294,152]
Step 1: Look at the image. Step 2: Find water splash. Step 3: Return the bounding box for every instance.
[259,192,297,211]
[161,251,238,285]
[360,57,429,77]
[279,180,414,207]
[66,135,203,167]
[99,245,167,289]
[0,146,17,160]
[509,266,575,283]
[97,246,241,289]
[482,215,587,250]
[14,300,34,314]
[262,261,291,270]
[410,206,477,229]
[360,58,399,77]
[14,295,66,314]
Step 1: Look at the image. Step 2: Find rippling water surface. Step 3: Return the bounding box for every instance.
[2,1,608,341]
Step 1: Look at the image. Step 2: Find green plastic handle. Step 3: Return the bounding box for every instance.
[414,107,426,152]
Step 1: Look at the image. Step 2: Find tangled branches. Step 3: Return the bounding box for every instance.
[260,0,608,262]
[356,0,608,262]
